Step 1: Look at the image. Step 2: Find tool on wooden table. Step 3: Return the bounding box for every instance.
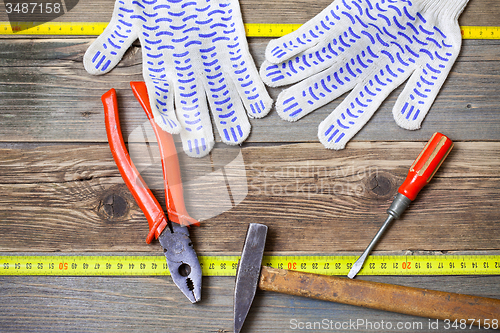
[348,132,454,279]
[102,82,202,303]
[233,223,500,333]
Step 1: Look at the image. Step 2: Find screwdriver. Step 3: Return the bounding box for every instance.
[347,132,454,279]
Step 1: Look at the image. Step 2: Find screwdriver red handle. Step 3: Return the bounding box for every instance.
[398,132,454,201]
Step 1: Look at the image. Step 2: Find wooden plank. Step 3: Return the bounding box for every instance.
[0,141,498,253]
[0,0,498,26]
[1,0,498,330]
[0,275,498,332]
[0,39,499,143]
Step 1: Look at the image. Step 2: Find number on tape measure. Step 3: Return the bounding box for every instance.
[461,26,500,39]
[0,255,171,276]
[0,21,108,35]
[244,23,303,37]
[1,255,499,276]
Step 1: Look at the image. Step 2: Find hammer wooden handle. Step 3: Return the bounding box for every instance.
[259,267,500,325]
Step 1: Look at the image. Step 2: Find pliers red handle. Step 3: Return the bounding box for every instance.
[130,82,200,233]
[103,82,199,244]
[102,82,202,303]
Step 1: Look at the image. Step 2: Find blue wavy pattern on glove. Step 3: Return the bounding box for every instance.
[85,0,271,157]
[261,0,462,149]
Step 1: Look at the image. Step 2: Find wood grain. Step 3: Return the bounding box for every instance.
[1,141,498,253]
[0,275,498,332]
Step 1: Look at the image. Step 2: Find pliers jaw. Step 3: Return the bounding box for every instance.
[159,222,202,303]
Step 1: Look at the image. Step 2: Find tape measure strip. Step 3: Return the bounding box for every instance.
[0,22,499,39]
[1,255,498,276]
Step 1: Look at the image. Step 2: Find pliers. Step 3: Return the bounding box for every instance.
[101,81,202,303]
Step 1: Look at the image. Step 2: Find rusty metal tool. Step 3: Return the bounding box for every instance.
[348,132,454,279]
[102,82,202,303]
[233,223,500,333]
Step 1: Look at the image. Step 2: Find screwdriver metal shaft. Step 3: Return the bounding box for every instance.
[348,216,394,279]
[348,133,454,279]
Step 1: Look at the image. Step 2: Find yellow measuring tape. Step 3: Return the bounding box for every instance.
[1,254,499,276]
[0,22,499,39]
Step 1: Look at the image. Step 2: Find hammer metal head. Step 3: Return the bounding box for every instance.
[233,223,268,333]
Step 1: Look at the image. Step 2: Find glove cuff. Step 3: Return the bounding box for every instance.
[418,0,470,21]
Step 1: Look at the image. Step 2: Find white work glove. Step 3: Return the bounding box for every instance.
[260,0,469,149]
[84,0,272,157]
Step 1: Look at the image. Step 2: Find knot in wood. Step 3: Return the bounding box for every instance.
[366,172,394,198]
[100,193,129,219]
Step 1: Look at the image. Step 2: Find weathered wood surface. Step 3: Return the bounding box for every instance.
[1,0,500,331]
[1,142,499,252]
[0,275,499,333]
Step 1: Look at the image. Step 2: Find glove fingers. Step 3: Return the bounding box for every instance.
[264,0,358,64]
[177,96,214,158]
[261,18,366,88]
[261,36,357,88]
[212,0,273,119]
[228,50,273,119]
[178,107,215,159]
[202,68,251,147]
[274,60,372,122]
[319,68,414,150]
[145,79,182,135]
[276,44,400,121]
[260,44,341,88]
[170,69,214,158]
[393,46,460,130]
[83,15,136,75]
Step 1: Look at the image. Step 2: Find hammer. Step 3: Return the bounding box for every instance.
[233,223,500,333]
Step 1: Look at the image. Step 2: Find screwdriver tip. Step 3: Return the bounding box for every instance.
[347,264,362,279]
[347,254,367,279]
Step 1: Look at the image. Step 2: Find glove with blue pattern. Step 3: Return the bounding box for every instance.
[84,0,272,157]
[260,0,469,150]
